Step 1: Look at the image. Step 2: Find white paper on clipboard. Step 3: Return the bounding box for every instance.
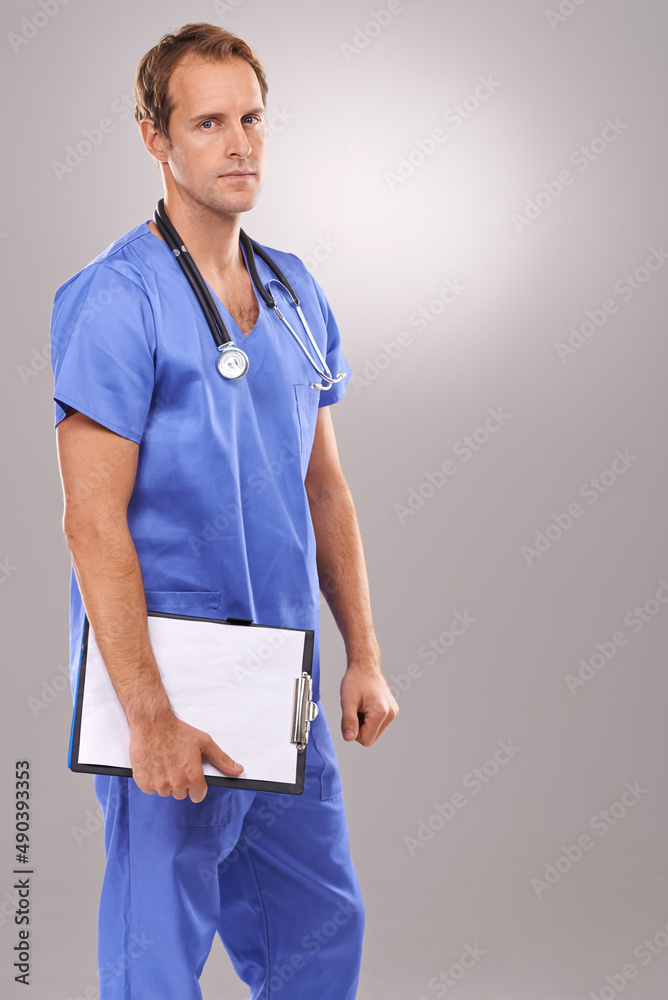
[75,613,312,786]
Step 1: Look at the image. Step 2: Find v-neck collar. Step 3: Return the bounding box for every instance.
[145,220,265,340]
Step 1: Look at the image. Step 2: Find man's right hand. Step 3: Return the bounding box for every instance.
[56,411,244,805]
[129,711,244,803]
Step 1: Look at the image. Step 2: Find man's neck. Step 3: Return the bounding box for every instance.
[151,196,246,284]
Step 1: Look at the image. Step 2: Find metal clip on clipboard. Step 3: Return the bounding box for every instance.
[291,672,319,750]
[71,612,318,793]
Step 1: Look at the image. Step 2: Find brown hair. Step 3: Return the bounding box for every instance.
[134,22,268,144]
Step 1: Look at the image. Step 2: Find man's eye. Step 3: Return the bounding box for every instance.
[200,120,214,129]
[243,116,260,125]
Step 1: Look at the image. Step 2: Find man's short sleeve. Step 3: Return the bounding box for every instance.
[50,263,156,443]
[308,274,353,408]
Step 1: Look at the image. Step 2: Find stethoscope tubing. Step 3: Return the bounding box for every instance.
[154,200,229,350]
[152,200,346,388]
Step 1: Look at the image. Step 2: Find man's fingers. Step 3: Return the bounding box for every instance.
[130,725,244,803]
[368,703,399,744]
[359,716,389,746]
[201,736,244,777]
[341,670,399,746]
[373,715,394,742]
[341,700,360,741]
[151,771,208,804]
[356,709,384,746]
[355,701,399,746]
[186,774,208,803]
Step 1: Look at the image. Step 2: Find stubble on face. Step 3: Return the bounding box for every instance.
[162,53,266,220]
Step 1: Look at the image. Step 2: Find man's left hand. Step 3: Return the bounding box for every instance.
[340,664,398,746]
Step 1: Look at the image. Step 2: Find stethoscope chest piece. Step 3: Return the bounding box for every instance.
[216,345,249,380]
[153,199,346,390]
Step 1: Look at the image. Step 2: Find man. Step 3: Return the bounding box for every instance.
[50,22,397,1000]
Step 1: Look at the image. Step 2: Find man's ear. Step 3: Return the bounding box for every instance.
[138,118,170,164]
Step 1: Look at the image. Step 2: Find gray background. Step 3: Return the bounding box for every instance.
[1,0,667,997]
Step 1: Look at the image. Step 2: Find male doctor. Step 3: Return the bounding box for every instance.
[50,21,397,1000]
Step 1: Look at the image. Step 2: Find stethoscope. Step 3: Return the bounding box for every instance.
[152,199,346,390]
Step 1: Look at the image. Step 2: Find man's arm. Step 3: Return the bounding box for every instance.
[304,406,398,746]
[56,410,243,800]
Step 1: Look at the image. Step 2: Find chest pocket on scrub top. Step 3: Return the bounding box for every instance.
[294,383,320,476]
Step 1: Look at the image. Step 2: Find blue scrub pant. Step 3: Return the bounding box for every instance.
[92,704,364,999]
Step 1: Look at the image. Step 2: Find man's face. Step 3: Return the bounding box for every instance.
[158,54,266,217]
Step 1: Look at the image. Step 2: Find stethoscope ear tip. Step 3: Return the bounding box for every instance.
[311,372,347,391]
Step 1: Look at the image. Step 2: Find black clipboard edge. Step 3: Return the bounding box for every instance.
[67,614,90,772]
[68,610,315,796]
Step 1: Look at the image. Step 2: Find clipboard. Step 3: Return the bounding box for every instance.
[68,611,318,794]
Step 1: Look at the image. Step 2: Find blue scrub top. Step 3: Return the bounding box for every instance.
[50,221,352,704]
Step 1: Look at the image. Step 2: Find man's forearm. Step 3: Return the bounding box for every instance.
[65,522,172,727]
[307,478,380,668]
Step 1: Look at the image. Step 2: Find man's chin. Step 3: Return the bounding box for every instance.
[208,191,262,217]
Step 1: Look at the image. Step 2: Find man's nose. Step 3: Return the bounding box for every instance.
[226,122,252,158]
